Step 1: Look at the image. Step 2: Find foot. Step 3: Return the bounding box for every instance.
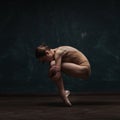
[65,90,70,97]
[63,97,72,107]
[60,90,72,107]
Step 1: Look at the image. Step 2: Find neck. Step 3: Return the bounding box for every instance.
[51,48,57,53]
[51,48,56,60]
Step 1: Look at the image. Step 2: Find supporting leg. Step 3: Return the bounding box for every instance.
[49,61,72,106]
[51,76,72,106]
[49,61,90,106]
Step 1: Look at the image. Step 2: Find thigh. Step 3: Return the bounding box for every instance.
[61,62,91,79]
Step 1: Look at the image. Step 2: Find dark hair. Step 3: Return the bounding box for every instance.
[35,43,50,58]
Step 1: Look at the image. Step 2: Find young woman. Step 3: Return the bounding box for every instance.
[35,44,91,106]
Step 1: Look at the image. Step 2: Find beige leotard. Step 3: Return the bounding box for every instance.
[58,46,90,67]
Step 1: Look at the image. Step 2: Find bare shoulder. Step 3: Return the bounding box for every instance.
[55,46,65,55]
[58,46,78,52]
[56,46,69,54]
[56,46,78,55]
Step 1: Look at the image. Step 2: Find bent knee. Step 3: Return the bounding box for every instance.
[50,60,55,67]
[82,66,91,80]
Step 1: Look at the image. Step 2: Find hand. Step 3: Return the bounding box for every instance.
[51,71,61,81]
[48,66,61,80]
[48,68,56,78]
[48,65,60,77]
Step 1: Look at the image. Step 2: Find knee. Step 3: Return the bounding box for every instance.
[51,76,59,81]
[50,74,61,82]
[48,66,61,81]
[48,66,56,78]
[82,66,91,80]
[50,60,55,67]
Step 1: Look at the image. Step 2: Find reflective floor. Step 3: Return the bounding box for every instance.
[0,94,120,120]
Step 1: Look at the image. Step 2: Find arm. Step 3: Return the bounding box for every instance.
[54,49,63,71]
[48,49,63,80]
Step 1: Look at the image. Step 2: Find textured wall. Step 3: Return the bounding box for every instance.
[0,1,120,94]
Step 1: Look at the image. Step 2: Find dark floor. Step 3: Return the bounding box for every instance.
[0,94,120,120]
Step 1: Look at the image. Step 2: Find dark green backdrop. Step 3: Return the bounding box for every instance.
[0,1,120,94]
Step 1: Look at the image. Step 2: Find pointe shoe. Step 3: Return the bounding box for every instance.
[65,90,70,97]
[63,90,72,107]
[64,98,72,107]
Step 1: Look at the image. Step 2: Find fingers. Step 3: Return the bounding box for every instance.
[48,65,61,78]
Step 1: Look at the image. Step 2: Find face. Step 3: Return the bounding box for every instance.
[39,50,54,63]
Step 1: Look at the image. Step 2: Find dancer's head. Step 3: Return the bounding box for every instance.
[35,44,54,63]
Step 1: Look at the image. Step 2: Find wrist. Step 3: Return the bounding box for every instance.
[52,65,61,72]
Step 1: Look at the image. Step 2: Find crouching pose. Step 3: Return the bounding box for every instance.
[35,44,91,106]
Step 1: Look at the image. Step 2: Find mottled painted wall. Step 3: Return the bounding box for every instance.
[0,1,120,94]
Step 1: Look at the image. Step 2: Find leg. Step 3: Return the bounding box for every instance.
[61,62,91,80]
[53,76,72,106]
[49,61,72,106]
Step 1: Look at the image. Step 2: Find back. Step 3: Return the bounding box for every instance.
[57,46,90,65]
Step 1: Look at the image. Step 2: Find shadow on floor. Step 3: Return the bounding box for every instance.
[37,101,120,107]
